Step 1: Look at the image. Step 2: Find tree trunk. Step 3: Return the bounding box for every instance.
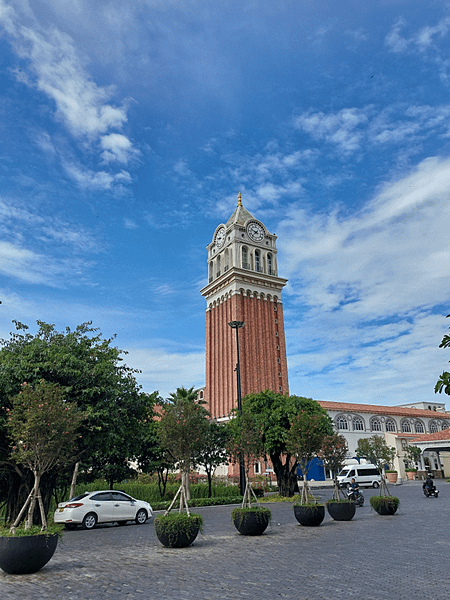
[271,452,298,497]
[69,461,80,500]
[26,472,41,529]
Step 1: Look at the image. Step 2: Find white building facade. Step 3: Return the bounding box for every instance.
[318,400,450,481]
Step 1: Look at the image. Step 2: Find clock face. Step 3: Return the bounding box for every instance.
[247,221,264,242]
[215,227,226,248]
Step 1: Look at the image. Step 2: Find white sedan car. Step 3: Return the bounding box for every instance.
[54,490,153,530]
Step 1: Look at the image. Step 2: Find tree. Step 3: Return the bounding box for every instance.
[240,391,333,496]
[194,421,230,498]
[404,444,422,469]
[435,313,450,395]
[226,410,265,507]
[158,386,209,509]
[318,434,349,500]
[286,410,331,504]
[355,436,396,496]
[6,381,84,530]
[0,320,158,521]
[138,419,175,499]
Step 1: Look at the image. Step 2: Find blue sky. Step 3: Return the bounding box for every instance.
[1,0,449,406]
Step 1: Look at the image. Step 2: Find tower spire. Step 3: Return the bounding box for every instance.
[237,191,242,206]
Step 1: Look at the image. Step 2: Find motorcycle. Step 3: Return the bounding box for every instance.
[347,487,364,506]
[423,483,439,498]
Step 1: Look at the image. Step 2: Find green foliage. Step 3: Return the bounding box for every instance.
[286,410,333,504]
[0,524,64,538]
[158,387,209,470]
[0,320,159,522]
[356,436,396,496]
[151,496,243,511]
[404,444,422,469]
[369,496,400,512]
[154,512,204,544]
[193,422,230,497]
[318,434,349,500]
[226,410,264,477]
[230,505,271,528]
[239,391,333,497]
[7,381,84,475]
[435,314,450,395]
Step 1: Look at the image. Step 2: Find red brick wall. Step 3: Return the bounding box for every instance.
[205,291,289,420]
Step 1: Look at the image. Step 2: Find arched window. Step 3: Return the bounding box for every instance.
[401,420,411,433]
[336,416,348,430]
[224,248,229,272]
[216,256,221,278]
[353,416,364,431]
[267,253,273,275]
[441,421,449,430]
[414,420,424,434]
[386,418,396,432]
[371,417,382,432]
[242,247,249,269]
[430,420,439,433]
[255,249,261,272]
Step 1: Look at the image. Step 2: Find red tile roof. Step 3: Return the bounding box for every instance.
[317,400,450,420]
[407,429,450,442]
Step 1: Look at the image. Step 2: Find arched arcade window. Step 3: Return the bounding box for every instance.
[336,416,348,430]
[401,420,412,433]
[371,417,382,432]
[385,418,396,432]
[353,416,365,431]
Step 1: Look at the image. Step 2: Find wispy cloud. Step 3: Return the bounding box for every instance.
[279,156,450,402]
[0,0,137,189]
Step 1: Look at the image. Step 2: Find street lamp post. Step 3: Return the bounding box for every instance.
[228,320,246,496]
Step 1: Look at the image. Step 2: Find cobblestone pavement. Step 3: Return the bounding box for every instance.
[1,481,449,600]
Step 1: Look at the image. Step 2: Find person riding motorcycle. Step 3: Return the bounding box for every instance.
[348,478,364,505]
[423,474,436,496]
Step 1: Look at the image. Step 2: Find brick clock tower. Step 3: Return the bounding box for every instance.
[200,193,289,421]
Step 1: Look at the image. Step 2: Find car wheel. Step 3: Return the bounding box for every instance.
[82,513,97,530]
[373,481,380,489]
[64,523,78,530]
[117,521,128,526]
[135,509,147,525]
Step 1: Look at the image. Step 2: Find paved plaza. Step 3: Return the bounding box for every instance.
[1,481,449,600]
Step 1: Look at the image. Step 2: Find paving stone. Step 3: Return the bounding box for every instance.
[0,482,448,600]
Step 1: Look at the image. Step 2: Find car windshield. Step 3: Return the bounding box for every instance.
[338,469,350,477]
[68,493,90,502]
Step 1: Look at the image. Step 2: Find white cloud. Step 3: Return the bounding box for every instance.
[101,133,138,164]
[279,156,450,403]
[294,103,450,156]
[126,347,205,398]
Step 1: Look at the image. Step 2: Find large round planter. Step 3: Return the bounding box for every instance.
[232,509,270,536]
[373,502,398,516]
[370,496,399,516]
[326,501,356,521]
[154,515,201,548]
[293,504,325,527]
[0,534,58,574]
[406,471,416,480]
[386,472,398,483]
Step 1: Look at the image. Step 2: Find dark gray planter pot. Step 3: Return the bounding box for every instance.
[0,533,58,574]
[155,521,200,548]
[232,509,271,536]
[293,504,325,527]
[326,501,356,521]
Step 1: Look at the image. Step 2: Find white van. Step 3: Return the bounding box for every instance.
[337,465,381,489]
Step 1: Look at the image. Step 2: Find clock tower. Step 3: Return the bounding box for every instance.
[200,193,289,420]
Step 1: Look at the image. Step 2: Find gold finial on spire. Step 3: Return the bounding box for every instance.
[237,191,242,206]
